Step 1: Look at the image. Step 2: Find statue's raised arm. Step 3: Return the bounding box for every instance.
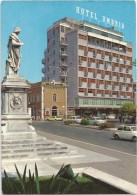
[6,27,24,76]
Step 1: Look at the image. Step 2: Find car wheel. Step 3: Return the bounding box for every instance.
[114,134,119,140]
[132,136,136,142]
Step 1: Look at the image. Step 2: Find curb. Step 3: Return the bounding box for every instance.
[83,167,137,194]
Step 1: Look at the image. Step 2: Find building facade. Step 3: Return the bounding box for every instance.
[28,82,67,120]
[42,17,134,116]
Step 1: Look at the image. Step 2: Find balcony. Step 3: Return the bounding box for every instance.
[84,51,88,56]
[60,51,67,56]
[60,61,68,68]
[93,74,97,78]
[101,54,105,59]
[42,77,46,81]
[112,86,116,90]
[96,63,100,68]
[119,68,123,72]
[42,59,46,65]
[79,60,82,65]
[96,84,100,88]
[88,62,91,67]
[123,78,127,82]
[79,82,83,87]
[42,68,45,73]
[84,72,88,77]
[60,72,67,77]
[112,67,115,71]
[88,83,92,88]
[109,56,113,61]
[101,75,105,79]
[60,40,68,46]
[104,65,108,70]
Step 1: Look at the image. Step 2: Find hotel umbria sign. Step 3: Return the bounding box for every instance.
[76,6,125,30]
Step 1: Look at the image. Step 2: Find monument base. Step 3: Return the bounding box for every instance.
[1,74,34,136]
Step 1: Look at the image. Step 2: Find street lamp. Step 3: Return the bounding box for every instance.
[55,67,70,83]
[56,66,76,121]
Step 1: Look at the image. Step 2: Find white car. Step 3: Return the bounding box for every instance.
[67,116,82,124]
[107,114,116,119]
[113,125,137,142]
[89,117,107,126]
[47,116,63,121]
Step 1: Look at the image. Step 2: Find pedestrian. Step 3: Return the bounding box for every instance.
[119,116,122,123]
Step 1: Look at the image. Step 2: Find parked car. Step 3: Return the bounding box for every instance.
[113,125,137,142]
[125,115,136,124]
[107,114,116,119]
[89,117,107,126]
[47,116,63,121]
[66,116,82,124]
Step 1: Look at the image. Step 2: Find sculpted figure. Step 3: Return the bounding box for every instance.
[6,27,24,75]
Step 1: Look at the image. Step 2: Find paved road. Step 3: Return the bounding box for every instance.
[33,121,136,155]
[33,121,137,185]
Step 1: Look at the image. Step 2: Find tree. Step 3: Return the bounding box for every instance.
[120,102,136,116]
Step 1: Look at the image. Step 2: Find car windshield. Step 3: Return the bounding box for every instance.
[131,127,137,131]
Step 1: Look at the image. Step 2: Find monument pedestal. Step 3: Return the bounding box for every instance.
[1,75,35,139]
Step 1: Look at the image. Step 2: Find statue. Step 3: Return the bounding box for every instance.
[6,27,24,75]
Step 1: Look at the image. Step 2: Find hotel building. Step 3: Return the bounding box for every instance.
[42,17,134,116]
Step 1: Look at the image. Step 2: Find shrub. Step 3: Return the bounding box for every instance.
[64,120,76,125]
[81,118,90,125]
[99,122,115,129]
[2,164,79,194]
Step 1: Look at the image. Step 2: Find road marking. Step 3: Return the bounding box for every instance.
[36,130,137,157]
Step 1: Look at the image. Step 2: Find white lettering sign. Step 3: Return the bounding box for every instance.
[76,6,125,30]
[76,6,98,20]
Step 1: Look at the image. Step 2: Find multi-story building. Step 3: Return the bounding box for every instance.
[28,82,67,120]
[42,17,134,116]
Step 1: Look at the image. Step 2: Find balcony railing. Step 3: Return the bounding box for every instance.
[60,62,68,67]
[60,51,67,56]
[88,41,126,53]
[60,40,68,46]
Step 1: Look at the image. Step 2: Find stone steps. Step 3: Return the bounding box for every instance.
[1,135,72,161]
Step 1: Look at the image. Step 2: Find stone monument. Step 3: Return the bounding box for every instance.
[1,27,35,140]
[1,28,72,177]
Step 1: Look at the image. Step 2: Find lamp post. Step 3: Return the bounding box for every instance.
[55,67,72,121]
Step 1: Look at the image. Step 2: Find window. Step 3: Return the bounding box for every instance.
[53,94,57,102]
[118,126,124,130]
[124,127,131,131]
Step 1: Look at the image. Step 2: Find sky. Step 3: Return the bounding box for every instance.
[1,0,136,82]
